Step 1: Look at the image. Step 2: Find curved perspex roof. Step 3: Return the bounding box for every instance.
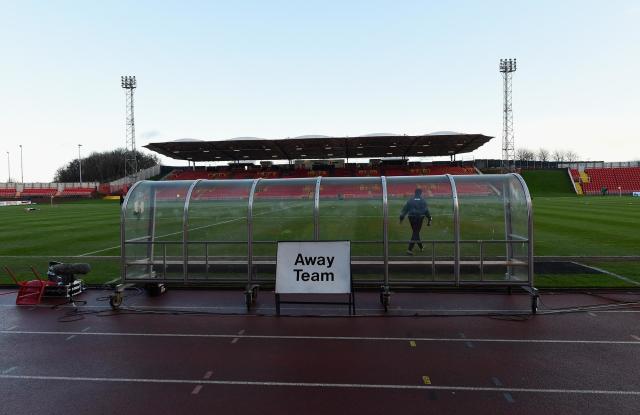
[144,132,493,162]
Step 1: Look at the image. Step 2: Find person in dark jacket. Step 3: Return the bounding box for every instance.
[399,188,432,255]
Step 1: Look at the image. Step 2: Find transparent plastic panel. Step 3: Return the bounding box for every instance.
[386,176,455,283]
[453,174,531,282]
[252,178,316,281]
[319,177,384,284]
[186,179,254,281]
[507,175,531,282]
[122,180,193,281]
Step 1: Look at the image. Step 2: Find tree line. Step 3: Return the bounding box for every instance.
[515,148,579,163]
[54,148,159,183]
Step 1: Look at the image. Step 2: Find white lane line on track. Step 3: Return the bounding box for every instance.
[492,378,513,402]
[631,335,640,341]
[81,327,91,332]
[1,374,639,396]
[191,385,203,395]
[460,332,474,348]
[2,302,639,314]
[2,330,640,345]
[6,326,17,330]
[231,338,239,344]
[65,335,76,341]
[0,304,532,313]
[203,371,213,380]
[588,312,597,317]
[2,367,17,374]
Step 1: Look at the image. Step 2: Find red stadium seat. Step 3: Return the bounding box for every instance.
[21,188,57,197]
[0,188,17,198]
[581,167,640,195]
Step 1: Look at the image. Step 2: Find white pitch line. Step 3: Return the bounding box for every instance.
[2,330,640,345]
[575,263,640,286]
[78,203,302,257]
[78,245,120,257]
[1,374,639,396]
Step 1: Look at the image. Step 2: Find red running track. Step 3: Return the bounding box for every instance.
[0,288,639,415]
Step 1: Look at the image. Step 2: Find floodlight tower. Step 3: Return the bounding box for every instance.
[121,75,138,179]
[499,58,517,172]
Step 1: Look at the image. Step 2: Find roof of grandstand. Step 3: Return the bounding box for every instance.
[144,132,493,162]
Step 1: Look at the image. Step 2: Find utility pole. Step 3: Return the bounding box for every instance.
[78,144,83,184]
[19,145,23,183]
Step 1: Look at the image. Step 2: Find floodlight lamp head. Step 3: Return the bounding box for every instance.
[121,75,137,89]
[499,58,517,73]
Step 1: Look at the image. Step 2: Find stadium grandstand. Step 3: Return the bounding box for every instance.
[145,132,488,182]
[145,133,640,197]
[570,166,640,195]
[0,183,97,199]
[2,132,639,200]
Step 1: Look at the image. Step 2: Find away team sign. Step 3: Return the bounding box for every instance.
[275,241,351,294]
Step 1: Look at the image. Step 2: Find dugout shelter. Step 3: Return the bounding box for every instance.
[118,173,538,313]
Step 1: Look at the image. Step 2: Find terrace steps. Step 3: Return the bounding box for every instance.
[579,171,590,183]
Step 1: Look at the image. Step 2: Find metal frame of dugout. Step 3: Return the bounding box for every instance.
[113,174,539,313]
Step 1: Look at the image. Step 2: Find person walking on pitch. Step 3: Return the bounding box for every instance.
[400,188,432,255]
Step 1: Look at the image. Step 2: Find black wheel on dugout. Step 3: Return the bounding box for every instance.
[379,287,390,312]
[109,293,123,310]
[245,291,253,310]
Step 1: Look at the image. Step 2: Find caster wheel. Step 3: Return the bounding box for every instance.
[245,292,253,310]
[381,293,390,312]
[109,294,123,310]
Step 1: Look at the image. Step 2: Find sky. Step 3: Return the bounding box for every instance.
[1,0,639,182]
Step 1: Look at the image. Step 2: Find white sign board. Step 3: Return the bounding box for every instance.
[633,192,640,197]
[0,200,32,207]
[275,241,351,294]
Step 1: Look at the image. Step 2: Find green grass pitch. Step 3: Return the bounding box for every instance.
[1,195,639,287]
